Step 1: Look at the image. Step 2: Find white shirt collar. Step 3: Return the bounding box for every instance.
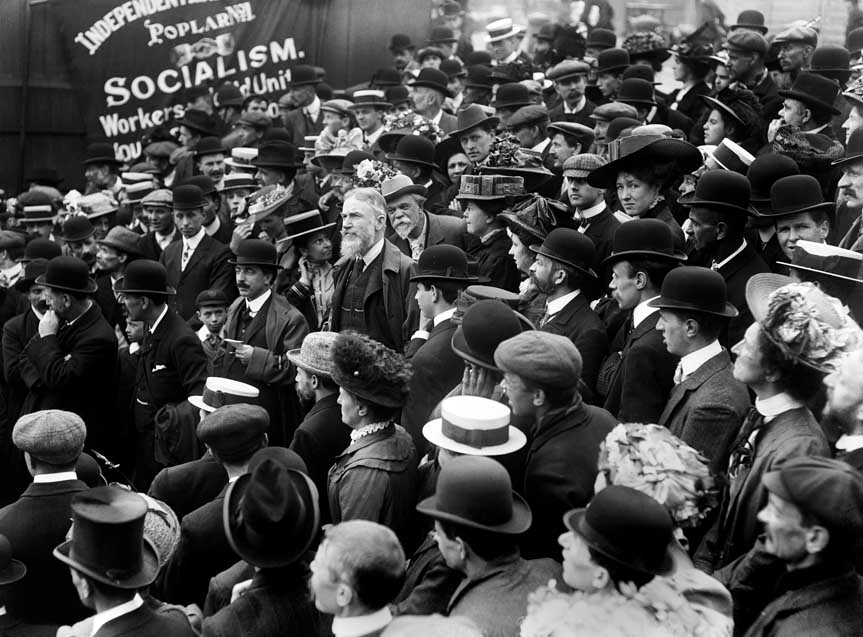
[563,96,587,114]
[836,434,863,452]
[362,238,385,269]
[149,304,169,334]
[155,229,175,250]
[712,239,747,271]
[246,288,272,314]
[332,607,392,637]
[183,227,206,254]
[66,301,93,327]
[433,307,456,327]
[679,339,722,378]
[305,95,321,121]
[632,295,660,328]
[503,50,520,64]
[546,289,579,316]
[577,200,606,220]
[430,109,443,125]
[0,606,5,616]
[33,472,78,484]
[671,83,694,108]
[90,593,144,637]
[530,138,551,153]
[364,125,384,146]
[203,216,221,237]
[31,306,45,321]
[755,392,804,423]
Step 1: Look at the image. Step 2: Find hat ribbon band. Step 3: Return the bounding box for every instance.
[69,547,140,583]
[24,205,53,213]
[202,388,250,410]
[441,417,509,447]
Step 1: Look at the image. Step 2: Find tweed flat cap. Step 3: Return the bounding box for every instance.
[197,404,269,462]
[494,331,582,389]
[13,410,86,465]
[563,153,606,178]
[141,189,173,209]
[725,31,769,56]
[589,101,639,122]
[507,104,550,128]
[774,25,818,47]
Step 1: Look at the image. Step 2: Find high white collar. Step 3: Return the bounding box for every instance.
[755,392,804,423]
[90,594,144,637]
[546,290,579,316]
[332,607,392,637]
[679,340,722,378]
[632,295,660,328]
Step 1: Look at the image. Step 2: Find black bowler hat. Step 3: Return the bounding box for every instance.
[284,210,336,242]
[389,33,415,52]
[14,258,49,292]
[730,10,767,34]
[82,142,120,166]
[596,48,630,74]
[61,216,96,243]
[386,135,437,169]
[778,72,841,116]
[193,136,227,157]
[385,85,411,107]
[114,259,176,295]
[54,487,159,589]
[440,58,466,79]
[172,184,204,211]
[36,256,97,294]
[417,455,532,534]
[25,167,64,188]
[530,228,597,279]
[410,245,475,283]
[564,485,674,579]
[429,25,457,44]
[251,141,303,169]
[811,45,851,75]
[451,299,528,370]
[175,109,217,136]
[647,266,738,317]
[183,175,217,197]
[603,218,686,266]
[678,170,752,215]
[767,174,833,218]
[0,534,26,585]
[464,50,492,66]
[832,127,863,167]
[747,153,800,213]
[464,64,494,89]
[491,82,532,110]
[286,65,320,88]
[616,77,656,106]
[587,28,616,50]
[371,67,404,87]
[409,68,453,97]
[18,238,61,264]
[229,239,283,270]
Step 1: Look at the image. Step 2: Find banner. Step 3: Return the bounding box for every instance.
[51,0,331,162]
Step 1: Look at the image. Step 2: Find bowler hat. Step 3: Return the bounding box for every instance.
[766,174,833,218]
[464,65,495,89]
[287,331,339,378]
[349,89,391,109]
[389,33,415,52]
[423,395,526,457]
[197,404,268,462]
[587,28,616,50]
[195,288,229,308]
[725,31,769,56]
[287,65,320,87]
[82,142,120,166]
[811,45,851,76]
[215,83,244,108]
[417,455,532,534]
[172,184,204,211]
[182,176,216,198]
[193,136,227,157]
[224,459,319,567]
[449,104,499,138]
[0,535,26,585]
[284,209,336,242]
[386,85,411,106]
[0,230,23,251]
[188,376,259,413]
[54,487,160,589]
[175,109,217,136]
[564,485,674,579]
[18,238,60,264]
[370,67,404,87]
[678,168,752,215]
[616,77,656,106]
[589,101,639,122]
[648,266,738,317]
[849,27,863,54]
[14,258,49,292]
[229,238,283,269]
[709,138,754,175]
[13,409,86,465]
[386,135,438,168]
[747,153,800,212]
[833,127,863,167]
[534,23,558,42]
[25,167,64,188]
[777,240,863,285]
[603,219,686,266]
[778,72,840,115]
[622,65,659,84]
[588,133,702,190]
[491,83,532,110]
[410,245,475,283]
[409,68,452,97]
[456,174,524,201]
[451,300,527,370]
[381,174,428,203]
[114,259,176,295]
[97,226,142,256]
[730,10,767,34]
[442,1,463,16]
[60,216,95,243]
[596,48,630,74]
[251,141,303,169]
[36,256,97,294]
[530,228,597,278]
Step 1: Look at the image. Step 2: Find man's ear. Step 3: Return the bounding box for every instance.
[532,387,546,407]
[715,220,729,241]
[805,524,830,556]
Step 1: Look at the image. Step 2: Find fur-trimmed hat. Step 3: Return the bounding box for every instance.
[331,331,412,408]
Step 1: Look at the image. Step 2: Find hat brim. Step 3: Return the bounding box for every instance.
[596,64,629,75]
[330,373,405,408]
[407,81,454,98]
[422,419,526,456]
[175,119,217,137]
[348,100,392,110]
[529,245,598,279]
[53,537,160,589]
[832,152,863,168]
[286,348,334,378]
[250,159,304,169]
[82,157,122,166]
[602,248,687,266]
[383,184,429,203]
[227,259,284,270]
[385,153,438,169]
[487,27,524,43]
[114,279,177,296]
[285,222,337,242]
[188,395,217,412]
[416,490,532,534]
[498,212,547,242]
[587,139,702,189]
[448,116,501,140]
[678,191,755,216]
[35,275,98,295]
[22,216,55,224]
[777,90,841,116]
[730,23,768,34]
[646,295,739,318]
[450,314,533,370]
[0,559,26,585]
[778,261,863,284]
[410,272,478,283]
[701,96,745,126]
[750,201,834,218]
[97,239,142,256]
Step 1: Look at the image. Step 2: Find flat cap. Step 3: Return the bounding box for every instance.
[774,25,818,47]
[196,289,229,308]
[237,111,272,129]
[546,59,591,82]
[507,104,550,129]
[563,153,606,178]
[725,30,769,56]
[144,140,179,158]
[0,231,25,250]
[589,101,639,122]
[197,404,269,462]
[141,189,173,209]
[13,410,86,465]
[763,456,863,538]
[494,331,582,389]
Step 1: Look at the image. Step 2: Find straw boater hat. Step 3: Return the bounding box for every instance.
[423,396,526,456]
[777,240,863,285]
[188,377,260,413]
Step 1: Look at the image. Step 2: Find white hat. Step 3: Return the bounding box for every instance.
[188,377,259,413]
[224,147,259,169]
[423,396,526,456]
[487,18,525,43]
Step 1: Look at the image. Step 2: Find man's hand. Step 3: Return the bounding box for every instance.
[233,343,254,364]
[230,222,254,253]
[230,578,254,603]
[461,364,497,399]
[38,309,60,337]
[767,118,784,143]
[297,256,312,287]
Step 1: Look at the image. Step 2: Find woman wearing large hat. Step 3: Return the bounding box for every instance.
[697,87,763,153]
[283,210,337,331]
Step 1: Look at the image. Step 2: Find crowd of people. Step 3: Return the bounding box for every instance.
[1,2,863,636]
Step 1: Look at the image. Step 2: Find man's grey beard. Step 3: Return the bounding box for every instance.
[340,233,372,259]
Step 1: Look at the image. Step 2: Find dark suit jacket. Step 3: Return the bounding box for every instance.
[435,111,458,134]
[750,72,783,122]
[147,452,227,520]
[20,302,118,451]
[541,293,609,402]
[581,207,621,277]
[282,108,323,147]
[94,272,125,334]
[715,241,770,347]
[0,480,89,625]
[466,230,520,293]
[139,229,181,261]
[289,392,350,525]
[387,211,473,257]
[667,81,710,123]
[0,614,57,637]
[159,233,236,320]
[547,99,598,128]
[93,603,195,637]
[648,102,694,136]
[2,309,39,422]
[658,349,751,473]
[603,311,678,423]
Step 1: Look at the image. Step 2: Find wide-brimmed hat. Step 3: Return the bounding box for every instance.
[386,135,437,169]
[188,377,259,413]
[97,226,142,256]
[284,209,336,242]
[0,535,26,585]
[498,199,553,242]
[701,95,744,127]
[564,485,674,579]
[603,218,686,266]
[82,142,120,166]
[417,455,531,534]
[764,174,833,218]
[648,266,738,317]
[587,133,702,189]
[778,72,841,115]
[331,332,411,408]
[677,168,752,216]
[228,238,283,269]
[731,10,767,34]
[114,259,176,296]
[530,228,597,278]
[251,141,303,169]
[54,487,160,589]
[449,104,500,139]
[175,109,217,136]
[456,174,524,201]
[747,153,800,213]
[423,396,526,456]
[486,17,524,43]
[287,331,339,378]
[287,65,320,88]
[246,184,291,223]
[36,256,97,295]
[451,299,529,370]
[410,245,475,283]
[381,174,427,204]
[409,68,452,97]
[777,240,863,285]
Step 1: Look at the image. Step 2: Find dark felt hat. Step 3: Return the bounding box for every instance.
[331,332,411,408]
[587,133,702,189]
[172,184,204,211]
[587,28,616,50]
[193,136,227,157]
[228,238,283,269]
[18,238,61,264]
[0,535,26,585]
[464,64,495,89]
[530,228,597,279]
[386,134,438,168]
[440,58,466,79]
[616,77,656,106]
[766,174,833,218]
[417,46,446,63]
[730,10,767,34]
[251,141,303,169]
[371,67,404,87]
[621,64,658,84]
[451,299,528,370]
[14,257,49,292]
[833,127,863,167]
[215,83,244,108]
[491,82,532,109]
[429,25,457,44]
[385,85,411,106]
[97,226,142,256]
[534,23,558,42]
[175,109,217,136]
[25,167,64,188]
[61,216,95,243]
[389,33,415,51]
[678,170,753,215]
[647,266,738,317]
[36,256,97,294]
[603,218,686,266]
[183,175,217,197]
[410,244,475,283]
[564,485,674,579]
[747,153,800,211]
[596,48,630,74]
[114,259,176,295]
[778,72,841,115]
[332,150,376,175]
[197,404,269,462]
[449,104,500,138]
[82,142,120,166]
[53,486,160,589]
[464,50,493,66]
[409,68,453,97]
[811,45,851,74]
[287,65,320,87]
[417,455,531,534]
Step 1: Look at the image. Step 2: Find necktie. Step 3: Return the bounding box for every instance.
[245,302,257,320]
[540,310,554,327]
[409,238,423,261]
[728,407,765,478]
[673,362,686,385]
[181,243,192,271]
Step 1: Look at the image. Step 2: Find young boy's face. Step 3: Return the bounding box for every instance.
[198,305,227,333]
[323,111,348,134]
